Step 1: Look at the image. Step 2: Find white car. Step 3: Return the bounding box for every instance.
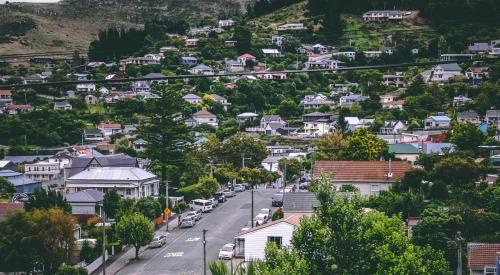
[259,208,271,221]
[180,217,196,228]
[185,210,202,221]
[233,184,244,192]
[222,189,235,197]
[210,197,219,208]
[218,243,235,260]
[255,214,268,225]
[149,235,167,248]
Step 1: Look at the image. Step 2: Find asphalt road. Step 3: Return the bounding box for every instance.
[116,187,278,275]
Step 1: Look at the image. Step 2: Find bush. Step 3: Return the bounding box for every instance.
[272,208,283,221]
[177,183,202,202]
[80,241,98,264]
[56,265,88,275]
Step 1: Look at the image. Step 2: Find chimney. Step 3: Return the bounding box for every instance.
[387,159,393,178]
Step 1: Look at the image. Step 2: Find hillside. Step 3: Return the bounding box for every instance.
[0,0,251,56]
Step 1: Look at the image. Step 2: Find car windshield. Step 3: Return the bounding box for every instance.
[222,245,233,251]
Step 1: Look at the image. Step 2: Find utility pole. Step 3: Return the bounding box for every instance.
[209,159,213,178]
[456,231,463,275]
[202,229,207,275]
[251,188,254,228]
[241,153,245,168]
[102,211,106,275]
[166,179,169,232]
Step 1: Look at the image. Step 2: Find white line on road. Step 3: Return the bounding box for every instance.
[164,252,184,258]
[186,237,200,242]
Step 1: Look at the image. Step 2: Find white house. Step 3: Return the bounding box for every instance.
[363,51,382,58]
[76,83,96,93]
[185,38,199,47]
[300,94,335,110]
[424,115,451,130]
[331,51,356,61]
[225,60,245,72]
[210,94,231,110]
[218,19,235,28]
[363,10,406,21]
[234,215,301,261]
[237,112,258,123]
[24,161,61,182]
[383,72,405,87]
[276,23,304,31]
[457,110,481,125]
[422,63,463,83]
[453,95,473,107]
[191,110,218,128]
[379,120,408,134]
[183,93,202,105]
[339,93,368,107]
[65,167,160,199]
[97,123,122,136]
[189,64,215,75]
[261,48,281,57]
[237,54,256,65]
[0,89,13,107]
[54,101,73,111]
[302,119,334,137]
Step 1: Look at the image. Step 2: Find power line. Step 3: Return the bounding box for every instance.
[2,58,497,89]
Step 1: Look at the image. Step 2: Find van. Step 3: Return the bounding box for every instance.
[271,193,283,207]
[189,199,213,212]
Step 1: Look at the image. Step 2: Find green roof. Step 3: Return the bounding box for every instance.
[389,144,419,154]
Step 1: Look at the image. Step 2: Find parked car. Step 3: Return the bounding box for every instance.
[189,199,213,212]
[255,214,268,225]
[241,220,260,232]
[222,189,235,197]
[271,192,284,207]
[209,197,219,208]
[180,216,196,228]
[233,184,244,192]
[259,208,271,221]
[215,192,227,203]
[185,210,202,221]
[149,235,167,248]
[242,183,251,190]
[299,181,311,189]
[218,243,235,260]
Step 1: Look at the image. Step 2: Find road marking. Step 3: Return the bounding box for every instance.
[186,237,200,242]
[164,252,184,258]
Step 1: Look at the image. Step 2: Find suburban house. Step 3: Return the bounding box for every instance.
[422,63,463,83]
[276,23,304,31]
[143,72,168,84]
[440,53,474,62]
[85,95,98,105]
[234,215,301,261]
[225,60,245,71]
[331,82,358,96]
[0,169,42,193]
[300,94,335,110]
[54,101,73,111]
[363,51,382,59]
[237,54,257,65]
[362,10,407,21]
[210,94,231,110]
[224,40,237,47]
[131,81,150,93]
[0,160,17,171]
[344,117,374,131]
[23,73,48,84]
[159,46,178,53]
[424,115,451,130]
[409,142,455,155]
[271,35,285,46]
[453,95,473,107]
[383,72,405,87]
[486,110,500,128]
[312,160,413,197]
[261,49,281,57]
[179,56,198,66]
[457,110,481,125]
[190,110,218,128]
[331,51,356,61]
[84,129,104,142]
[64,189,104,217]
[76,83,96,93]
[65,154,138,178]
[379,93,399,104]
[97,123,122,137]
[236,112,258,123]
[339,93,368,107]
[466,243,500,275]
[382,100,405,110]
[302,112,335,137]
[388,144,420,163]
[119,56,160,66]
[5,104,33,115]
[379,120,408,134]
[260,115,285,129]
[183,93,202,105]
[218,19,235,28]
[0,89,12,107]
[282,192,319,218]
[465,67,489,81]
[65,167,160,199]
[24,161,62,182]
[468,43,491,54]
[185,38,199,46]
[304,55,344,70]
[133,139,147,152]
[189,64,215,75]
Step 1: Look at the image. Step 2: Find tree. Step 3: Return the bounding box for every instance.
[341,128,388,160]
[136,197,163,221]
[233,24,252,54]
[219,133,267,168]
[103,188,121,219]
[80,240,98,264]
[57,266,88,275]
[116,213,154,259]
[139,84,192,190]
[277,99,302,119]
[278,159,303,182]
[312,131,346,160]
[433,156,480,197]
[24,188,72,213]
[0,177,15,199]
[449,122,485,154]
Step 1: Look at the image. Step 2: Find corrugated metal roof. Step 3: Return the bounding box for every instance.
[283,192,319,213]
[68,167,156,181]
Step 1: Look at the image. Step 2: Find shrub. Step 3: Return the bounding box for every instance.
[56,265,88,275]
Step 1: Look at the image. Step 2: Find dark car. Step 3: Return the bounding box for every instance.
[299,181,311,190]
[271,193,284,207]
[215,192,227,203]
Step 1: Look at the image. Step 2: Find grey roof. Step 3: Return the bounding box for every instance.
[303,112,330,117]
[67,154,138,178]
[64,189,104,203]
[439,63,462,71]
[261,115,282,122]
[183,93,201,100]
[54,101,71,107]
[0,169,41,187]
[84,128,102,135]
[486,110,500,117]
[210,94,226,101]
[191,64,213,71]
[143,72,166,79]
[4,155,51,164]
[133,138,148,145]
[266,122,284,130]
[457,110,479,119]
[180,56,198,61]
[283,192,320,213]
[68,167,156,181]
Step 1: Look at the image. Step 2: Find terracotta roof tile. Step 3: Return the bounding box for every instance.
[467,243,500,269]
[0,90,12,96]
[313,160,412,182]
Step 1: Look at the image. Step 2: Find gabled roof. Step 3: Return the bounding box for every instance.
[467,243,500,269]
[261,115,282,122]
[486,110,500,117]
[429,115,451,122]
[437,63,461,71]
[457,110,479,119]
[67,154,138,178]
[143,72,167,79]
[283,192,319,213]
[193,109,216,118]
[98,123,121,129]
[303,112,330,117]
[313,161,412,182]
[0,90,12,96]
[67,167,156,181]
[64,189,104,203]
[239,53,256,59]
[183,93,201,100]
[210,94,226,101]
[389,143,419,154]
[0,169,40,186]
[191,64,213,71]
[235,215,301,237]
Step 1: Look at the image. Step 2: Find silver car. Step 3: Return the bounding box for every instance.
[223,189,235,197]
[150,235,167,248]
[185,210,202,221]
[180,217,196,228]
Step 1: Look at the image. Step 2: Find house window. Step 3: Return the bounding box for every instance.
[370,184,380,196]
[126,189,132,196]
[484,267,496,275]
[267,236,282,247]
